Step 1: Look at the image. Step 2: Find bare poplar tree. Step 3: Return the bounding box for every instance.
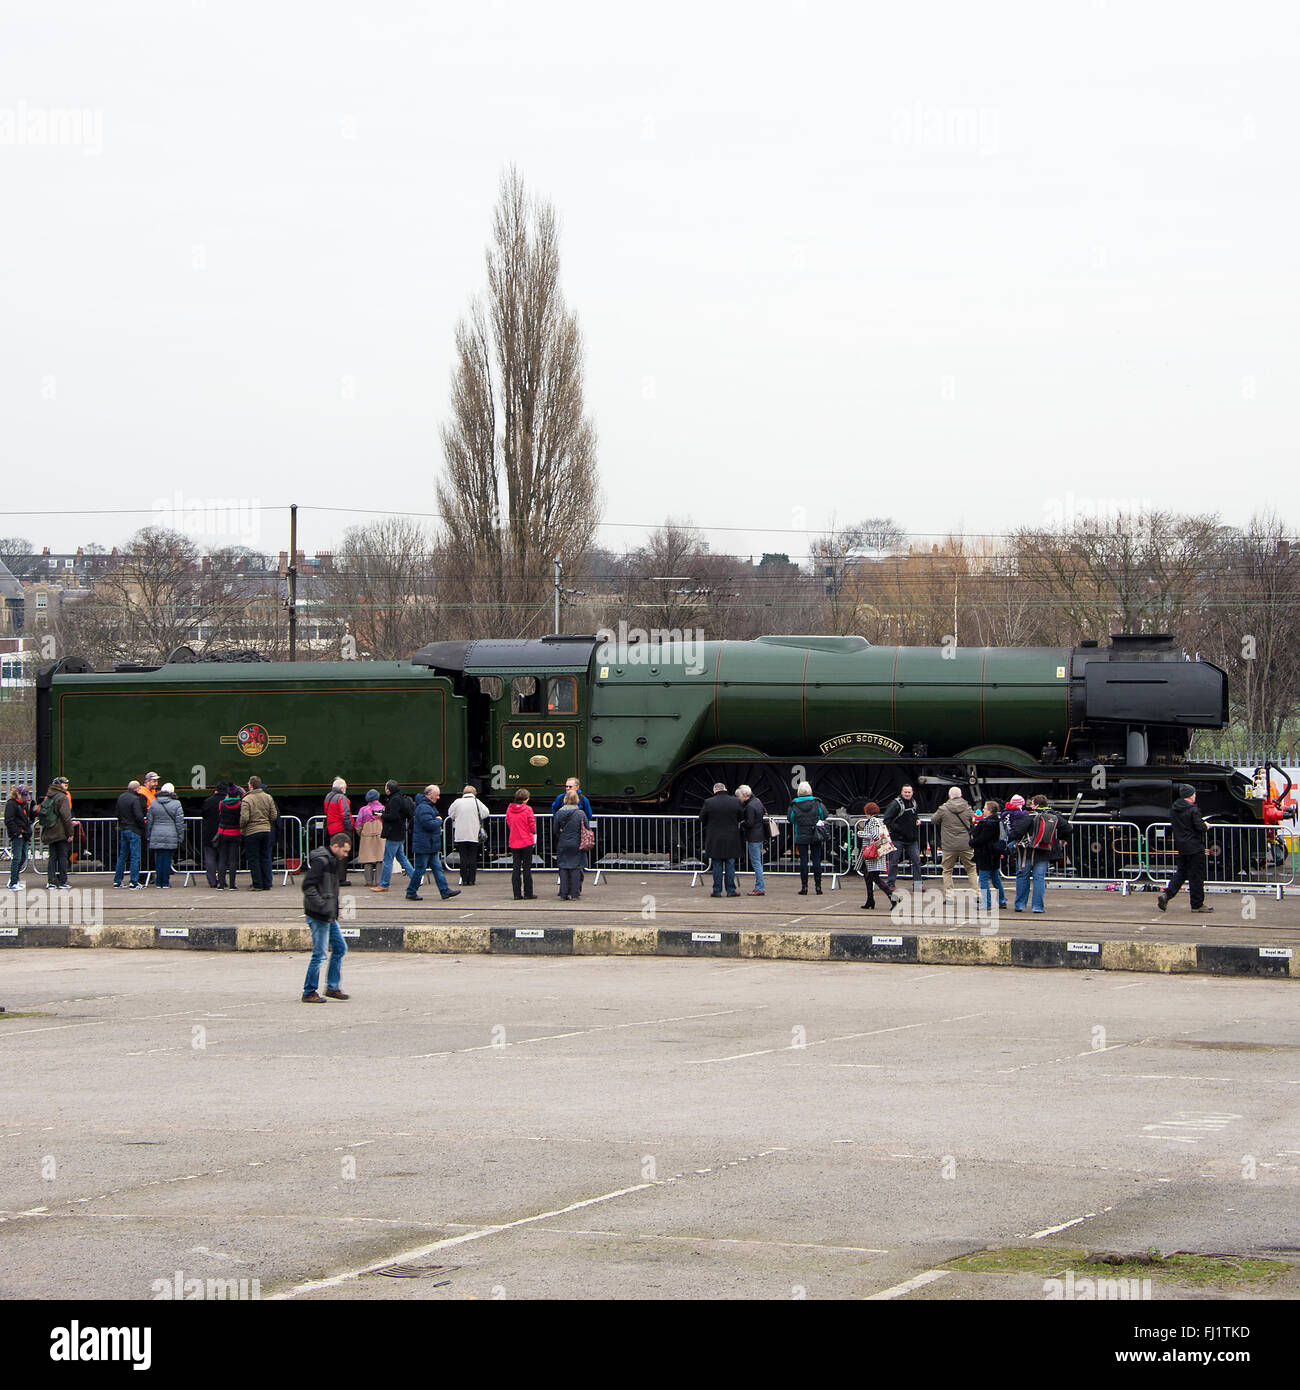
[438,168,602,635]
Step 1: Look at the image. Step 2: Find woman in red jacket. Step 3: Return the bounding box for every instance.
[506,789,537,901]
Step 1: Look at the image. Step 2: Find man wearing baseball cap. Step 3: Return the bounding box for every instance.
[1158,785,1212,914]
[41,778,75,889]
[142,772,160,808]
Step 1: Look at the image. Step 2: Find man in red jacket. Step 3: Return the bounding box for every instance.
[323,777,355,885]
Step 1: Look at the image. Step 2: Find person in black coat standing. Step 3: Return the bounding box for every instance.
[882,784,922,892]
[5,786,33,890]
[200,781,229,888]
[1158,785,1212,914]
[700,783,744,898]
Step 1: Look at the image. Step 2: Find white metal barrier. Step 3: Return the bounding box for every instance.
[1144,821,1292,897]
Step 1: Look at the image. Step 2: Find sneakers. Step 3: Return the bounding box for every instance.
[324,988,350,1000]
[710,892,723,898]
[1156,893,1168,911]
[301,992,326,1004]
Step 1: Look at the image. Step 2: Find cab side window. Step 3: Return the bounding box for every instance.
[512,676,541,715]
[547,677,577,714]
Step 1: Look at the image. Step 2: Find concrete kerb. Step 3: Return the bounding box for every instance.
[1,922,1293,978]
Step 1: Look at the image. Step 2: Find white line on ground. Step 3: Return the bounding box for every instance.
[533,1226,889,1254]
[273,1145,790,1299]
[1028,1206,1114,1239]
[686,1011,990,1064]
[866,1269,950,1300]
[406,1006,768,1059]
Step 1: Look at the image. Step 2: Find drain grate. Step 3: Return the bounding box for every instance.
[368,1263,461,1280]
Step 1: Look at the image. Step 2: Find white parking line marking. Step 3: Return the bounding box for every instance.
[687,1011,989,1064]
[406,1006,766,1059]
[537,1227,888,1254]
[867,1269,950,1300]
[1028,1207,1113,1239]
[274,1146,790,1298]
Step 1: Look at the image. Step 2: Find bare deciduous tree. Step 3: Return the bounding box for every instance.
[438,168,602,635]
[323,518,440,660]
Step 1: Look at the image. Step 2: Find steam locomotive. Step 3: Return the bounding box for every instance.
[36,631,1252,824]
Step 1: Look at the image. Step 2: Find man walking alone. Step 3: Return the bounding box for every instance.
[301,832,352,1003]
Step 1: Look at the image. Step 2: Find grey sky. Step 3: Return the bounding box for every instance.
[3,0,1296,560]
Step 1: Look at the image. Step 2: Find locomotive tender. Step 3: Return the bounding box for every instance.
[36,631,1251,824]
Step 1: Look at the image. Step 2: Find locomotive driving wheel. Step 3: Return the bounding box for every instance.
[669,763,790,816]
[810,763,905,817]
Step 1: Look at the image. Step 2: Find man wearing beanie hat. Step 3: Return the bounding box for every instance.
[1158,785,1212,913]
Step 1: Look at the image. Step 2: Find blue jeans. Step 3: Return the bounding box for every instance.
[888,841,922,889]
[8,836,30,886]
[409,852,450,898]
[1015,858,1047,912]
[978,866,1007,909]
[153,847,174,887]
[304,917,346,993]
[114,829,142,886]
[747,840,765,890]
[711,858,737,894]
[380,839,413,887]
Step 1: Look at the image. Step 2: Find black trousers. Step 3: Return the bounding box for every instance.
[511,847,534,898]
[458,841,479,884]
[245,831,273,889]
[559,866,582,898]
[1165,851,1205,909]
[796,842,823,887]
[204,843,219,887]
[217,837,240,887]
[46,840,71,886]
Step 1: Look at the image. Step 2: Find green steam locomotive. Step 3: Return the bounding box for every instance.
[36,631,1250,824]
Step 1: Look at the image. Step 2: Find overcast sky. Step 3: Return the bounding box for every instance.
[3,0,1296,562]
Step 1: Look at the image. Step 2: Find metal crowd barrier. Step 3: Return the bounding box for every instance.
[1144,821,1293,897]
[4,814,307,887]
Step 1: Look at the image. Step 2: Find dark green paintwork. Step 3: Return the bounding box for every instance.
[48,662,466,802]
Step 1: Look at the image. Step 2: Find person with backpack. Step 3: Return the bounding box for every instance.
[1158,785,1212,914]
[931,786,979,895]
[1011,793,1068,913]
[300,832,352,1003]
[882,784,922,893]
[971,799,1008,910]
[146,782,187,888]
[215,784,243,889]
[39,777,74,889]
[374,779,415,892]
[788,781,830,895]
[5,785,33,890]
[856,801,898,909]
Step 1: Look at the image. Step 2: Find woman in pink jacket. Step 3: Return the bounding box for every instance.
[506,789,537,901]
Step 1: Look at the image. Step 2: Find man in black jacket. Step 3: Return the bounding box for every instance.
[374,779,416,892]
[1158,785,1212,914]
[112,780,148,888]
[882,784,922,893]
[737,784,768,895]
[700,783,744,897]
[301,833,352,1002]
[200,782,228,888]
